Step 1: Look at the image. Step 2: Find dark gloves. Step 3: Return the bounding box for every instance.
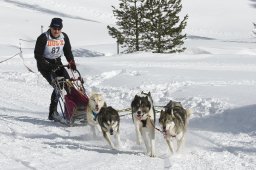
[68,60,76,70]
[43,60,59,71]
[50,64,60,72]
[42,60,52,70]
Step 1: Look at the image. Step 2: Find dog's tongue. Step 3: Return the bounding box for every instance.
[137,115,141,120]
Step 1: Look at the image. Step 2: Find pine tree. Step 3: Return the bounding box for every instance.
[107,0,146,53]
[143,0,188,53]
[107,26,124,54]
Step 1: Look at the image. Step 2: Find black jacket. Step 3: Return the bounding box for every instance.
[34,29,74,71]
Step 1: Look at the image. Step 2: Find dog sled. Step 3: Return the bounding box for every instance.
[51,65,89,126]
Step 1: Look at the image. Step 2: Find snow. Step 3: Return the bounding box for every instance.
[0,0,256,169]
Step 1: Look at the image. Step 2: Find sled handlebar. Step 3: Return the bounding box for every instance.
[57,64,77,71]
[51,64,84,84]
[69,76,84,83]
[64,65,84,84]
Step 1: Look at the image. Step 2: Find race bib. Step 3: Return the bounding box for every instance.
[43,32,65,59]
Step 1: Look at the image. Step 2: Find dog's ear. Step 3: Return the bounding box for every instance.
[159,110,163,122]
[90,91,96,96]
[160,110,165,117]
[131,97,136,111]
[103,102,107,107]
[171,108,175,118]
[99,106,105,114]
[132,95,139,103]
[148,91,151,96]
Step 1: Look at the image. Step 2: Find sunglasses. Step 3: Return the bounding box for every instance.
[52,27,62,31]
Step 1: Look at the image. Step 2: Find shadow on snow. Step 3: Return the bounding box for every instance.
[189,104,256,134]
[4,0,99,23]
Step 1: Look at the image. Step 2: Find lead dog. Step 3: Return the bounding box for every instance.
[159,100,192,154]
[97,106,121,149]
[86,92,106,137]
[131,91,156,157]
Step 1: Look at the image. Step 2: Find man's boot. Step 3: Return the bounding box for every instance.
[48,91,59,120]
[48,101,58,120]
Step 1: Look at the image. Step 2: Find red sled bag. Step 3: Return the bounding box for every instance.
[64,86,89,121]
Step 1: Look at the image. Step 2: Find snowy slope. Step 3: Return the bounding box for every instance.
[0,0,256,169]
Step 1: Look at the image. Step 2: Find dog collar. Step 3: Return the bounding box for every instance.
[92,111,98,121]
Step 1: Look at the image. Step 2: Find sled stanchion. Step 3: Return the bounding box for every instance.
[58,96,66,119]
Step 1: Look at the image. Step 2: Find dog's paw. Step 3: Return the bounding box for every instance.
[146,152,156,157]
[116,142,122,148]
[111,146,119,151]
[148,152,156,157]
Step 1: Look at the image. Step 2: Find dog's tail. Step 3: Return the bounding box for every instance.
[185,108,193,118]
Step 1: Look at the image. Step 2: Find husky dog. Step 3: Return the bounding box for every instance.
[159,100,192,154]
[131,91,156,157]
[86,92,107,136]
[97,106,121,149]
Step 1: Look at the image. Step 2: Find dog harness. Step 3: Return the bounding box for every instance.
[141,119,147,127]
[92,111,98,121]
[136,113,151,128]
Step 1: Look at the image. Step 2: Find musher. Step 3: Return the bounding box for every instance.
[34,18,76,121]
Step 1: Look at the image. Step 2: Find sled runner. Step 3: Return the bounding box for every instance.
[51,65,89,126]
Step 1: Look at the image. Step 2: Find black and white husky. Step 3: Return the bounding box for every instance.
[131,91,156,157]
[159,100,192,154]
[97,106,121,150]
